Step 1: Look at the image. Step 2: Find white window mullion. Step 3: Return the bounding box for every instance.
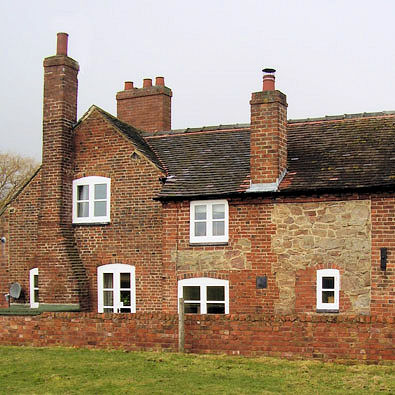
[201,285,207,314]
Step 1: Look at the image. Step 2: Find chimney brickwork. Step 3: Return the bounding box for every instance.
[250,71,287,188]
[38,33,89,309]
[116,78,172,132]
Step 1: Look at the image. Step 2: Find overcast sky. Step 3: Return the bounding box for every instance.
[1,0,395,161]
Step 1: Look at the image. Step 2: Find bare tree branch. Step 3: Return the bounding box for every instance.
[0,152,40,207]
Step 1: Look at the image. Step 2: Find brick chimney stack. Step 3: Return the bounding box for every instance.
[41,32,79,222]
[116,77,172,132]
[249,68,287,191]
[38,33,88,308]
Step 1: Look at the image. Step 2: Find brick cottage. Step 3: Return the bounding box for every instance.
[0,33,393,360]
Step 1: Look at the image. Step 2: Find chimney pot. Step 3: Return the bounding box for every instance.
[262,68,276,91]
[124,81,134,90]
[143,78,152,88]
[56,32,69,56]
[155,76,165,86]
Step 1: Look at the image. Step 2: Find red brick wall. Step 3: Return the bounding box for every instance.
[0,313,392,361]
[294,265,352,313]
[185,314,394,361]
[72,108,164,312]
[0,172,41,307]
[116,84,172,132]
[371,195,395,317]
[162,198,281,314]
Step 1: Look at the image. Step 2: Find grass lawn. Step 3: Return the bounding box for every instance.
[0,346,393,394]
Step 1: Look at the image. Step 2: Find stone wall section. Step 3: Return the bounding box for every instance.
[272,200,371,314]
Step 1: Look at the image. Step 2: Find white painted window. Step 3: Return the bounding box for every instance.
[29,268,39,308]
[98,264,135,313]
[316,269,340,311]
[190,200,228,243]
[178,277,229,314]
[72,176,110,224]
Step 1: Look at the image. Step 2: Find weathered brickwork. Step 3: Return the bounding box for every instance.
[0,313,393,361]
[162,198,280,314]
[116,83,172,133]
[250,90,287,184]
[371,195,394,317]
[272,200,371,314]
[0,172,41,308]
[72,108,164,311]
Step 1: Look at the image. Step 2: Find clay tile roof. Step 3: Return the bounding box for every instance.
[147,112,395,198]
[147,127,250,197]
[284,113,395,191]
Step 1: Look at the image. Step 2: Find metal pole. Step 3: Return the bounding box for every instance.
[178,298,184,353]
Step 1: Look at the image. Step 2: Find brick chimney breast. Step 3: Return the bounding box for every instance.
[248,69,288,192]
[116,77,172,133]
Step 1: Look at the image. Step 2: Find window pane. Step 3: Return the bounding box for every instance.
[194,205,207,220]
[104,308,113,313]
[103,291,113,306]
[207,303,225,314]
[94,201,107,216]
[95,184,107,199]
[195,222,206,236]
[207,286,225,301]
[212,221,225,236]
[322,277,335,289]
[77,202,89,217]
[183,286,200,301]
[103,273,113,289]
[34,289,39,303]
[120,291,131,306]
[184,303,200,314]
[120,307,131,313]
[322,291,335,303]
[77,185,89,200]
[212,204,225,219]
[33,275,38,288]
[120,273,130,288]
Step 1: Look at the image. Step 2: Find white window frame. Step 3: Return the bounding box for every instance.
[178,277,229,314]
[316,269,340,311]
[190,200,229,244]
[97,264,136,313]
[72,176,111,224]
[29,268,39,308]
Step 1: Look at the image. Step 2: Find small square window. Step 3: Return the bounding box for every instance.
[190,200,229,244]
[317,269,339,312]
[73,177,111,224]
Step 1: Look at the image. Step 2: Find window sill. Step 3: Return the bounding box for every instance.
[316,309,339,314]
[73,221,110,226]
[189,242,228,247]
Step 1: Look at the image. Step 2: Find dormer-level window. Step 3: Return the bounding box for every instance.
[190,200,228,244]
[72,177,111,224]
[316,269,340,312]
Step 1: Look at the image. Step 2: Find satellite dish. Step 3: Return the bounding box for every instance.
[9,283,22,299]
